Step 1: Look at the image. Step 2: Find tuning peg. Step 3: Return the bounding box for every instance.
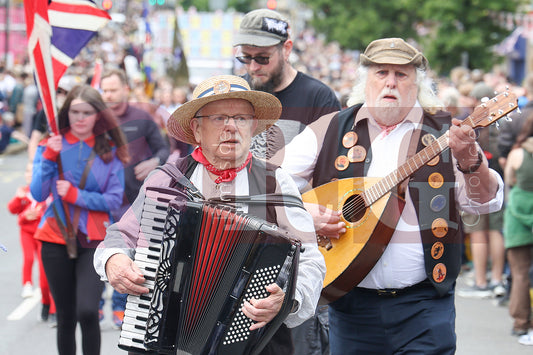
[516,107,521,114]
[481,97,490,103]
[495,121,500,129]
[505,115,513,122]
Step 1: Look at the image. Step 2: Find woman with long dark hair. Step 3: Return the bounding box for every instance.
[31,84,130,355]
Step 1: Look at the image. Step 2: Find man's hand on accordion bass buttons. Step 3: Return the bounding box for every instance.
[242,283,285,331]
[105,253,149,295]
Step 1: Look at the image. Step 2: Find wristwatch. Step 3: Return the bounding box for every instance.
[456,150,483,174]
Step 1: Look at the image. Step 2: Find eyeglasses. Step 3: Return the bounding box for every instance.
[195,114,255,128]
[236,55,271,65]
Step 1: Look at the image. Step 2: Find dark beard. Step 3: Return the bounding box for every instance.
[249,61,284,94]
[251,78,277,93]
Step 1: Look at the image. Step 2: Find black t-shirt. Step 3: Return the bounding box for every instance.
[246,71,341,158]
[32,110,48,134]
[275,72,340,121]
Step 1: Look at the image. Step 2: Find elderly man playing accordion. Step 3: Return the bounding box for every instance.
[94,75,326,354]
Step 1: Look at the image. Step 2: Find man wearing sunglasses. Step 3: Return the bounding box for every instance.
[234,8,339,355]
[233,9,340,161]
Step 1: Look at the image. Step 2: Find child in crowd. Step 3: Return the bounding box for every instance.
[8,163,56,322]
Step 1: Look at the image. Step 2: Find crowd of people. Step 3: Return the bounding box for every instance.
[2,6,533,355]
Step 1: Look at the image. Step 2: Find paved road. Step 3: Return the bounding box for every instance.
[1,150,531,354]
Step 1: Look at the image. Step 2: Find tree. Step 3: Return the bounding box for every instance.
[226,0,257,13]
[179,0,210,10]
[298,0,420,50]
[300,0,523,75]
[418,1,520,74]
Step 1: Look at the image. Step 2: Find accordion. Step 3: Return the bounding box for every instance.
[119,187,300,355]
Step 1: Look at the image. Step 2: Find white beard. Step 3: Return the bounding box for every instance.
[370,88,409,125]
[372,100,403,125]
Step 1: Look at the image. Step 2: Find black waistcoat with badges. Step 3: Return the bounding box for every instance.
[313,105,462,296]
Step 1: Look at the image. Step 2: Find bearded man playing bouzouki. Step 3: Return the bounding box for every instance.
[272,38,508,354]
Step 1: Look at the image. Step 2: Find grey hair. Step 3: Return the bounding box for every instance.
[347,66,444,114]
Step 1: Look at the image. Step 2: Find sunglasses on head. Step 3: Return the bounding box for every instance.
[236,55,271,65]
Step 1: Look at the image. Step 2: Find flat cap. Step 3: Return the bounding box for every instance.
[233,9,289,47]
[360,38,428,70]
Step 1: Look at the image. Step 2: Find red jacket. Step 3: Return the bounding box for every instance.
[7,186,47,234]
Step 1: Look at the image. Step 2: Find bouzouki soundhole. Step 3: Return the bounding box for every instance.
[342,194,366,223]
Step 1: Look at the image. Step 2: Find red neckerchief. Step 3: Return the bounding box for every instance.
[377,122,398,136]
[191,147,252,184]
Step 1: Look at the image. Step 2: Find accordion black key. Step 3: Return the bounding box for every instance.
[119,187,300,355]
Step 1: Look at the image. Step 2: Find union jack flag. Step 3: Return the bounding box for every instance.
[24,0,110,134]
[24,0,56,132]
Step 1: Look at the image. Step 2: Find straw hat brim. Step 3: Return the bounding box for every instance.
[167,91,282,146]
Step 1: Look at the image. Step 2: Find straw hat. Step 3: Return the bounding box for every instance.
[167,75,282,145]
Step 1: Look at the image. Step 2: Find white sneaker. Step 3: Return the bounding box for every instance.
[456,285,493,299]
[519,330,533,346]
[21,282,33,298]
[489,281,507,297]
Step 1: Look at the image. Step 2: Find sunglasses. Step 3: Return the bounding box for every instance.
[236,55,271,65]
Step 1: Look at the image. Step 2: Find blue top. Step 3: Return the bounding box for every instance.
[31,131,125,243]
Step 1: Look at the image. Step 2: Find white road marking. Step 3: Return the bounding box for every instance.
[7,289,42,320]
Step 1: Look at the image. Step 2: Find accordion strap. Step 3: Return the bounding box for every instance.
[209,193,306,210]
[157,162,204,200]
[159,162,305,210]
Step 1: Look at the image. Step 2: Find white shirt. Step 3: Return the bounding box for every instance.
[279,103,504,289]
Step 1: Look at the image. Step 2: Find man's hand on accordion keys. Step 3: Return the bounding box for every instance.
[105,253,150,295]
[241,283,285,331]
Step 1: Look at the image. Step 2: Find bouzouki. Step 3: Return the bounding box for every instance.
[302,90,518,303]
